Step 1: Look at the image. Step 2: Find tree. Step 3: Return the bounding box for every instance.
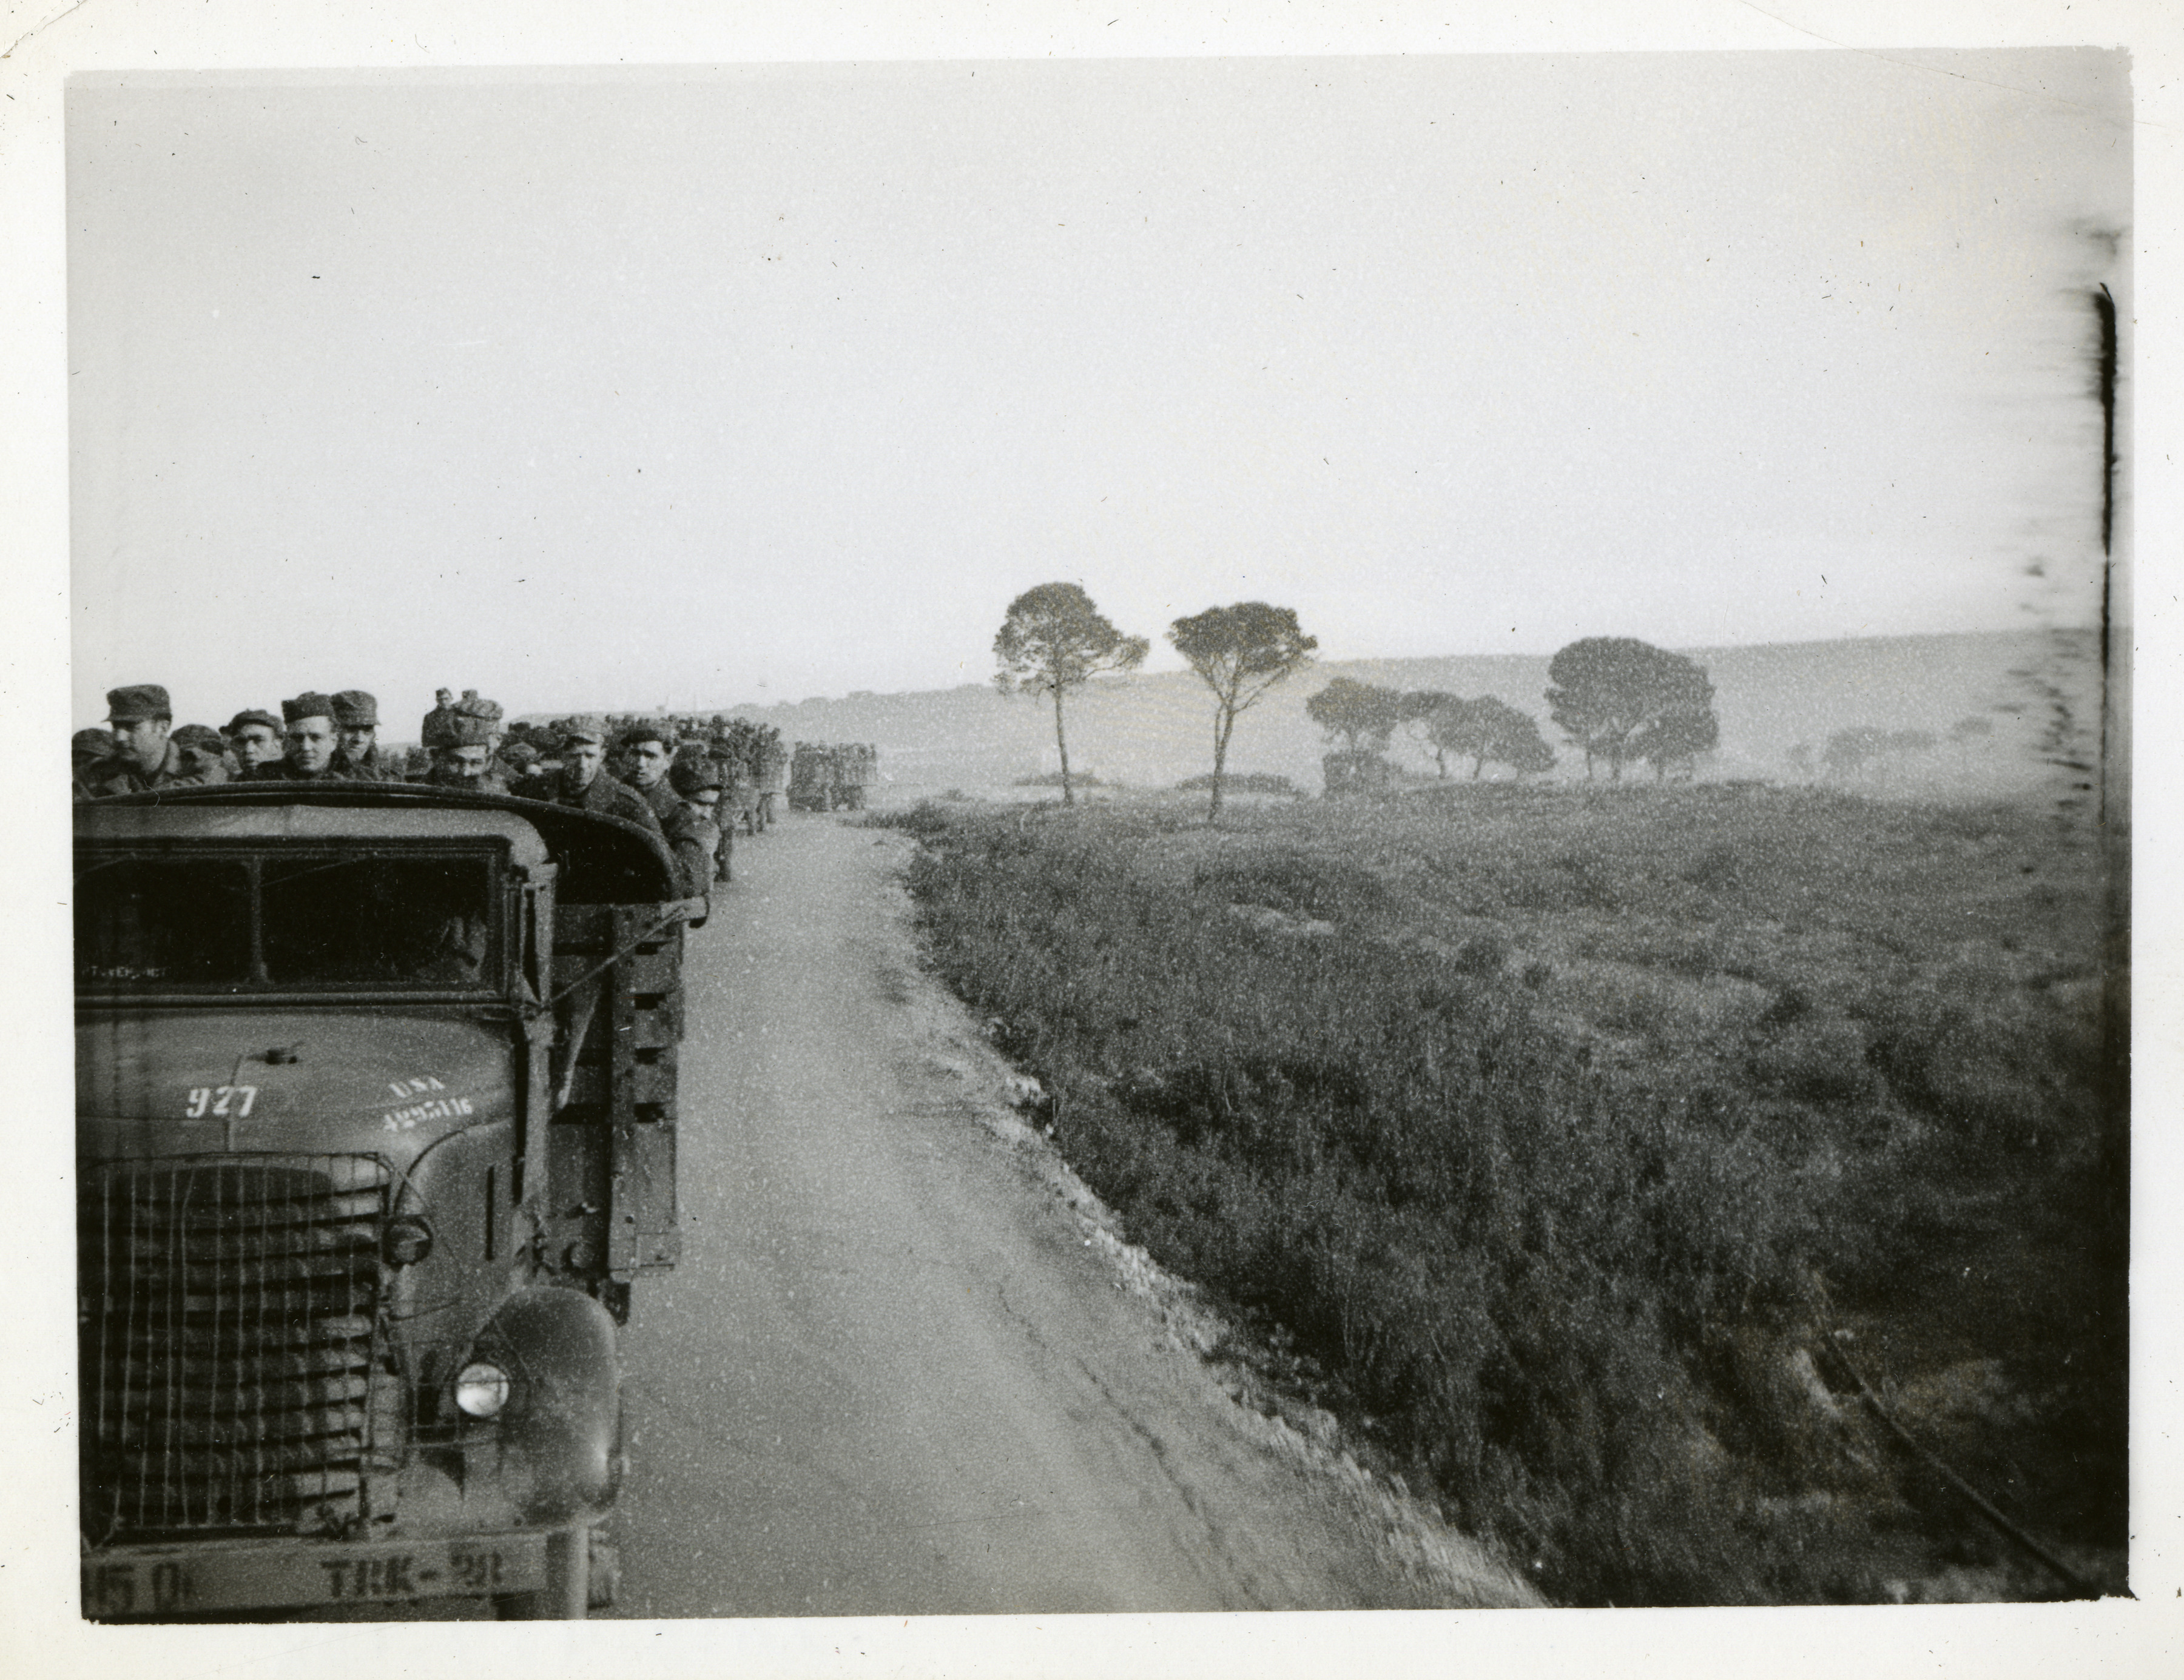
[1398,690,1462,776]
[1632,704,1720,781]
[1822,725,1889,778]
[1168,602,1317,819]
[993,582,1149,806]
[1824,726,1934,781]
[1545,638,1717,783]
[1427,696,1555,779]
[1304,677,1405,754]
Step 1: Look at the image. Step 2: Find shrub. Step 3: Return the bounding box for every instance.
[1862,996,2093,1156]
[907,810,1821,1604]
[1509,850,1622,913]
[1680,842,1743,891]
[1745,1017,1878,1105]
[861,799,957,839]
[1451,932,1511,976]
[1176,771,1297,796]
[899,790,2122,1604]
[1194,852,1389,924]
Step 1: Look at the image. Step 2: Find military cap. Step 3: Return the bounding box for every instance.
[422,704,497,748]
[670,754,726,796]
[499,741,541,770]
[559,715,608,747]
[170,724,226,754]
[106,684,172,723]
[72,728,115,761]
[224,709,282,738]
[620,720,676,750]
[331,690,379,728]
[456,689,504,724]
[281,692,337,725]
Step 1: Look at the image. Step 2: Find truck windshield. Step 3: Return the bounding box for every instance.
[75,858,252,984]
[76,852,497,990]
[262,857,493,985]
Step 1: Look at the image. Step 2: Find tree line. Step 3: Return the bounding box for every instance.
[994,584,1721,815]
[1787,715,1995,781]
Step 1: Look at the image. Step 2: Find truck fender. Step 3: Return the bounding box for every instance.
[470,1286,624,1527]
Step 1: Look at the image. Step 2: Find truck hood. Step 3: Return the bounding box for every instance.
[76,1009,517,1158]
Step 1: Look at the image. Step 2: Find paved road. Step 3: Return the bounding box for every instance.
[608,815,1533,1618]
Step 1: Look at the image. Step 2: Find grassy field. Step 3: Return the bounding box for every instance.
[891,781,2125,1605]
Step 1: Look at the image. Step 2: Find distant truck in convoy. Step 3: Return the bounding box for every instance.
[1320,750,1395,798]
[787,743,878,812]
[74,782,701,1620]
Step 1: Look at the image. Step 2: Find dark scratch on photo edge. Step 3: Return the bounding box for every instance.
[1,0,95,62]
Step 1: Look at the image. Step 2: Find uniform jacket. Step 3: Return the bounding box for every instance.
[510,767,664,835]
[81,742,221,798]
[659,801,722,903]
[407,767,511,795]
[629,776,681,824]
[334,746,396,782]
[623,768,729,878]
[250,759,349,783]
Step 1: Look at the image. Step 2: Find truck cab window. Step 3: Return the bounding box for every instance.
[261,856,494,986]
[75,859,252,984]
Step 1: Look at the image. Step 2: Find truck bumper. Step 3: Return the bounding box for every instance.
[83,1530,550,1619]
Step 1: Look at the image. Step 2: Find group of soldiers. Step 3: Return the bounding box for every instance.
[73,684,735,906]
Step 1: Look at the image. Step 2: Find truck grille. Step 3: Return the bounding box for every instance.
[79,1155,390,1543]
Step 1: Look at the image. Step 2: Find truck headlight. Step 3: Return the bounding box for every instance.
[383,1214,434,1267]
[453,1361,512,1418]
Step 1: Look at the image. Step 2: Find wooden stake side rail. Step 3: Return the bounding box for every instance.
[546,905,686,1289]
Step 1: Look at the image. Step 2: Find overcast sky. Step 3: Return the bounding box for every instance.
[68,51,2128,728]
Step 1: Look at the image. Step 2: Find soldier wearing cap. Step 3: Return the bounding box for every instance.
[72,728,115,802]
[254,693,346,780]
[662,753,726,910]
[331,690,393,781]
[169,724,233,785]
[703,738,740,882]
[511,716,662,835]
[223,709,286,774]
[617,721,682,824]
[83,684,219,796]
[412,696,508,791]
[496,739,541,782]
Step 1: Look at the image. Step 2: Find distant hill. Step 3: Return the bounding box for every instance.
[545,629,2108,804]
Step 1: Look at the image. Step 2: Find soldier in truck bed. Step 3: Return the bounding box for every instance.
[251,693,346,782]
[496,739,541,782]
[616,721,682,824]
[511,716,663,835]
[331,690,394,781]
[411,695,508,791]
[168,724,233,785]
[221,708,287,776]
[71,728,115,801]
[82,684,221,797]
[661,753,726,910]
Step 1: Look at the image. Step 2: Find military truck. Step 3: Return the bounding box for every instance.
[787,743,878,813]
[1320,750,1395,798]
[74,782,701,1620]
[749,739,789,833]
